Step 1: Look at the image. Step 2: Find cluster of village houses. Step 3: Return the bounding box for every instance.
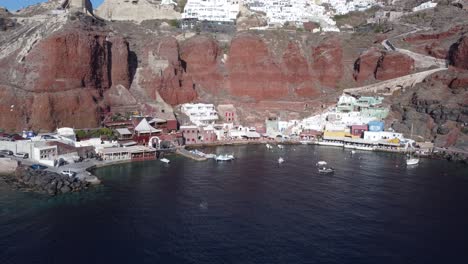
[178,0,439,32]
[179,0,384,32]
[0,92,434,167]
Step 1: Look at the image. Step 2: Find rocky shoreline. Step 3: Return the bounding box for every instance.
[0,166,90,196]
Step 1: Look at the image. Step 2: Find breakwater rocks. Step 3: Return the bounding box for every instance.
[1,166,90,196]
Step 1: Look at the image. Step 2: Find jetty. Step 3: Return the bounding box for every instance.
[176,148,207,161]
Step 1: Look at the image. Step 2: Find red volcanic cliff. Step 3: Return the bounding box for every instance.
[179,35,224,95]
[137,37,197,105]
[311,38,343,88]
[375,52,415,81]
[354,49,415,82]
[353,48,382,83]
[23,30,130,92]
[180,34,344,101]
[0,27,131,131]
[226,34,287,100]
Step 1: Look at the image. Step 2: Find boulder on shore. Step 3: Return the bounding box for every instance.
[0,158,18,175]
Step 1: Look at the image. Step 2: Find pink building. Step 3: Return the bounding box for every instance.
[180,126,200,145]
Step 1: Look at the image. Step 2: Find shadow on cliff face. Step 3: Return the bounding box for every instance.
[447,36,468,70]
[128,50,138,85]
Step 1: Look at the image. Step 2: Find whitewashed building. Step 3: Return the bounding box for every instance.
[182,0,240,22]
[363,131,403,142]
[181,103,219,126]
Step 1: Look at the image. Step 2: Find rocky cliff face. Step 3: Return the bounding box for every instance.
[1,0,467,132]
[354,49,415,82]
[388,71,468,149]
[0,12,131,131]
[449,36,468,70]
[0,8,15,31]
[181,33,347,102]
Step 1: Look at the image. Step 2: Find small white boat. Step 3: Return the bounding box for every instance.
[278,157,284,164]
[266,144,273,149]
[406,157,419,166]
[160,158,170,164]
[278,144,284,149]
[318,167,335,174]
[205,154,217,159]
[300,141,309,145]
[316,161,327,166]
[318,141,344,147]
[216,154,235,162]
[406,123,420,166]
[351,150,356,154]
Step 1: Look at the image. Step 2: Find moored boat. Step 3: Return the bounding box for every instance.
[318,141,344,147]
[316,161,327,166]
[160,158,170,164]
[318,167,335,174]
[406,156,419,166]
[278,157,284,164]
[216,154,235,162]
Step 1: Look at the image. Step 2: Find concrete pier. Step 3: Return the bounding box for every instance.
[176,148,207,161]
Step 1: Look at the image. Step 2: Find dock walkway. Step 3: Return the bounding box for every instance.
[176,148,208,161]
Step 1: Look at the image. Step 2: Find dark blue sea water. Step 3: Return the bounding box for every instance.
[1,145,468,264]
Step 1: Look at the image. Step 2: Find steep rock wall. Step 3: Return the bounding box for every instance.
[0,27,131,131]
[449,36,468,70]
[354,50,415,82]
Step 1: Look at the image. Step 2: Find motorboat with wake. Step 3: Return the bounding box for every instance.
[406,155,419,165]
[216,154,235,162]
[316,161,327,166]
[318,167,335,174]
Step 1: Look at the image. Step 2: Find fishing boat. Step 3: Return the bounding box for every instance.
[266,144,273,149]
[277,144,284,149]
[406,155,419,165]
[316,161,327,166]
[216,154,235,162]
[278,157,284,164]
[160,158,170,164]
[318,167,335,174]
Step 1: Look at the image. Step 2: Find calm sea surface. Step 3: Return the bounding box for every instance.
[1,145,468,264]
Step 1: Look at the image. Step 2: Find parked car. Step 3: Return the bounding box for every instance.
[30,164,48,170]
[14,152,29,159]
[61,170,77,177]
[0,149,13,155]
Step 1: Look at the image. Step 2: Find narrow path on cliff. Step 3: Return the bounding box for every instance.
[345,23,448,95]
[382,23,447,68]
